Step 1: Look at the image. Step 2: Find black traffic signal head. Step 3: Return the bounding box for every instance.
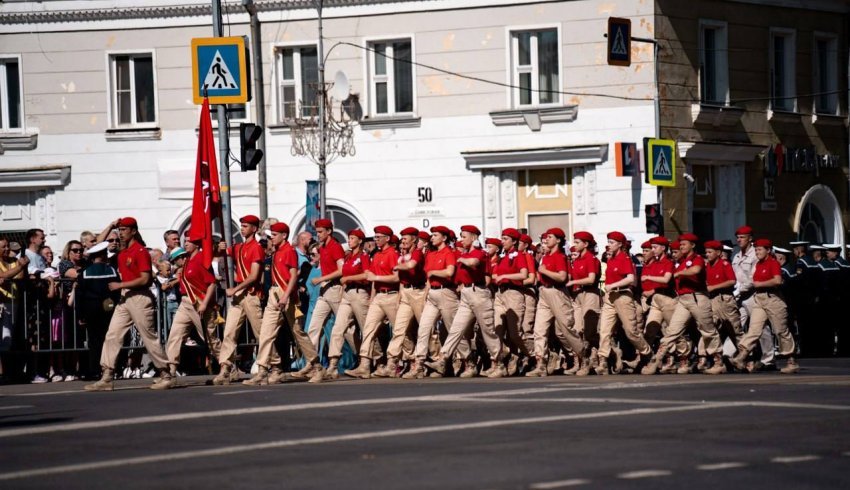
[240,122,263,171]
[645,203,663,235]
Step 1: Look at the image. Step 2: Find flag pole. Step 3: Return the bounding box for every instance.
[211,0,234,289]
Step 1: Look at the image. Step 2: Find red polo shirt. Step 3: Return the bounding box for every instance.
[675,252,707,294]
[539,251,569,287]
[642,256,673,292]
[493,247,528,286]
[705,258,736,287]
[753,255,781,282]
[398,248,426,287]
[570,251,601,292]
[179,252,216,302]
[117,240,152,285]
[233,239,263,283]
[454,247,487,286]
[342,250,370,288]
[371,245,399,291]
[604,250,635,286]
[271,241,298,289]
[319,237,345,276]
[424,245,456,288]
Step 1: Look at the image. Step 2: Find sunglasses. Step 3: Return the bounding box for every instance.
[70,248,83,253]
[107,239,117,243]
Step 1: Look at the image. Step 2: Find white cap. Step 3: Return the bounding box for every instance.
[774,247,791,254]
[809,244,826,251]
[823,243,841,250]
[86,241,109,255]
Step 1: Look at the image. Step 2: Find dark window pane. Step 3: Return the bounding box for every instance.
[116,56,130,91]
[133,56,155,123]
[537,30,558,103]
[374,44,386,75]
[5,61,21,128]
[376,82,387,113]
[517,32,531,65]
[300,47,318,117]
[703,29,717,103]
[393,41,413,112]
[118,92,131,124]
[282,49,294,80]
[519,73,531,105]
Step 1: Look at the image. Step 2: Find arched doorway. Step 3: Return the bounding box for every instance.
[793,184,843,244]
[295,205,363,244]
[177,216,244,245]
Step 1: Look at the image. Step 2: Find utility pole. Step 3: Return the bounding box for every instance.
[211,0,234,287]
[317,0,327,218]
[243,0,268,219]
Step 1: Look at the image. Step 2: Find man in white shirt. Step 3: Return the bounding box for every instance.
[732,225,775,369]
[24,228,47,275]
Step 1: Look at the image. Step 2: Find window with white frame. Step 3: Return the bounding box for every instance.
[108,52,157,127]
[208,103,249,124]
[510,28,560,107]
[367,39,414,115]
[814,34,838,115]
[699,20,729,105]
[769,29,796,112]
[0,56,23,131]
[275,45,318,121]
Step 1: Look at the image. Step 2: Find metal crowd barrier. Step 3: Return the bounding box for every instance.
[2,278,257,356]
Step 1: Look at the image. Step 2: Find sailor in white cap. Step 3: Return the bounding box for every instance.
[789,241,820,358]
[819,243,844,356]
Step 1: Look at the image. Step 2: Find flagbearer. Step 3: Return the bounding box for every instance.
[85,217,174,391]
[213,215,275,385]
[245,222,325,385]
[164,239,221,378]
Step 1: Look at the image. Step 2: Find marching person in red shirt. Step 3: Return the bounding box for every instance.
[346,226,400,379]
[426,225,505,378]
[644,233,723,375]
[305,218,346,354]
[492,228,532,376]
[704,240,744,354]
[518,234,537,347]
[85,217,173,391]
[405,226,458,379]
[730,239,799,374]
[638,236,682,373]
[245,222,324,385]
[566,231,602,372]
[212,215,273,385]
[596,231,652,375]
[164,237,221,378]
[379,227,426,378]
[527,228,589,377]
[325,229,371,379]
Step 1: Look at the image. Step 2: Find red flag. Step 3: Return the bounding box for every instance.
[189,98,222,269]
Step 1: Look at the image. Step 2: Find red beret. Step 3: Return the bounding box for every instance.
[390,234,399,244]
[735,225,753,236]
[501,228,520,240]
[704,240,723,250]
[269,222,290,234]
[678,233,699,243]
[544,227,566,239]
[649,236,669,247]
[569,246,577,252]
[519,233,532,244]
[314,218,333,230]
[754,238,773,248]
[448,229,457,240]
[430,225,451,237]
[573,231,595,244]
[460,225,481,236]
[374,225,393,236]
[348,229,365,240]
[641,240,652,249]
[400,227,419,237]
[118,217,138,228]
[240,215,261,226]
[607,231,627,243]
[670,240,681,250]
[485,237,502,247]
[418,231,431,241]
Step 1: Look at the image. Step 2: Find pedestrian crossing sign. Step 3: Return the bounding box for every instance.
[191,36,249,105]
[607,17,631,66]
[643,138,677,187]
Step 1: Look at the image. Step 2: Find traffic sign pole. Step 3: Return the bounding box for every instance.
[211,0,234,289]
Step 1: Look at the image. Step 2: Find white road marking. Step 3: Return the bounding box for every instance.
[529,478,591,488]
[771,455,821,463]
[617,469,672,479]
[213,389,271,396]
[0,405,32,411]
[0,403,727,480]
[0,386,584,439]
[467,397,697,405]
[697,462,748,471]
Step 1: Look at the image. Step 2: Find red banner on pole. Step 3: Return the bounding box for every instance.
[189,98,222,269]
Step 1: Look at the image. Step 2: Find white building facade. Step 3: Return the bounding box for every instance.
[0,0,659,249]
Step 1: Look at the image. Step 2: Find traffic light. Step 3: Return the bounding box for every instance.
[645,203,663,234]
[239,122,263,171]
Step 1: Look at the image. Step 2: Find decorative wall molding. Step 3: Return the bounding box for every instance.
[572,166,585,215]
[0,133,38,152]
[105,127,162,142]
[358,115,421,130]
[462,144,608,171]
[678,141,767,163]
[690,103,744,128]
[0,166,71,191]
[489,105,578,131]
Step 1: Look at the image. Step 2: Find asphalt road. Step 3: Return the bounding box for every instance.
[1,359,849,489]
